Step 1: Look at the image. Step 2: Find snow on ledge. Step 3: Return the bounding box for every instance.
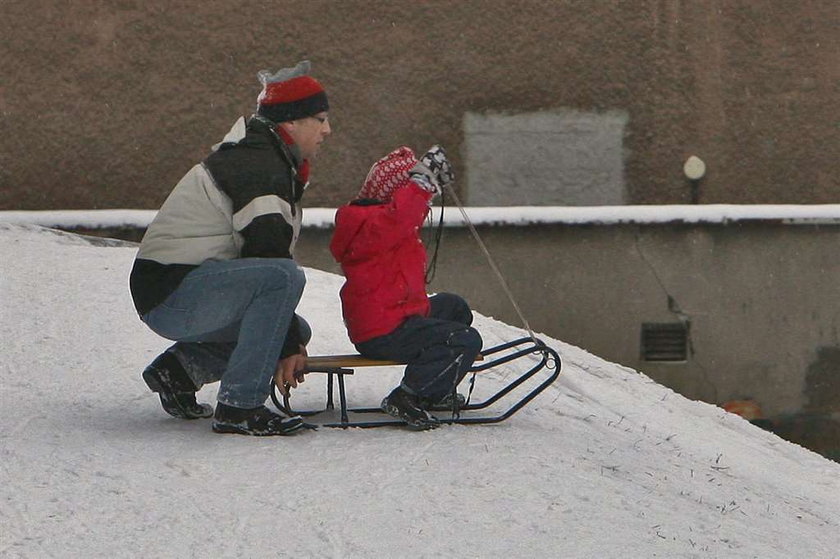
[0,210,157,229]
[4,205,840,230]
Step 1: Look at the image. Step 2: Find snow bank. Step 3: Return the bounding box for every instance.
[1,223,838,558]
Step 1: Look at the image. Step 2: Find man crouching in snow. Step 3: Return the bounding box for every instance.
[129,61,331,436]
[330,146,483,430]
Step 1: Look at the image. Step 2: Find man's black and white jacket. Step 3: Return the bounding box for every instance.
[129,116,307,355]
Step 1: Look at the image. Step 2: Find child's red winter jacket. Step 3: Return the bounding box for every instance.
[330,182,433,343]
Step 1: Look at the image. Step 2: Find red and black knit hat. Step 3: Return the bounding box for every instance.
[358,146,418,202]
[256,60,329,123]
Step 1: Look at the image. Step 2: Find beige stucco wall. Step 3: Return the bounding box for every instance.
[2,1,838,210]
[294,221,840,419]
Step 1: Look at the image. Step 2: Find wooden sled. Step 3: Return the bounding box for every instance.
[270,336,562,428]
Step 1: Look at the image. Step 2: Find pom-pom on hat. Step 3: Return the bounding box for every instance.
[256,60,329,123]
[358,146,419,202]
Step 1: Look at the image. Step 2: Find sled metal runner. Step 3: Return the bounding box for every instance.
[271,336,561,428]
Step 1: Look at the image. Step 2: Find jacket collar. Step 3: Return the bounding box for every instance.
[247,114,310,196]
[248,115,304,167]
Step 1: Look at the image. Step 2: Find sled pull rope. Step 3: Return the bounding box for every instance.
[424,192,446,284]
[445,185,536,341]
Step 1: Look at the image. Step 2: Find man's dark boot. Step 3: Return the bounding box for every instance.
[142,352,213,419]
[212,403,307,436]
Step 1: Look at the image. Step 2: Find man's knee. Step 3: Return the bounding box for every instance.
[255,259,306,293]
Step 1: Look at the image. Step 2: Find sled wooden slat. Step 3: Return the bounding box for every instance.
[306,355,404,369]
[306,353,484,371]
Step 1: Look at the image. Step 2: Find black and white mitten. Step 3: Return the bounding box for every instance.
[422,145,455,187]
[410,145,455,195]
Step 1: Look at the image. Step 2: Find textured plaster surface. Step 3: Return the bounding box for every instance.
[1,1,837,210]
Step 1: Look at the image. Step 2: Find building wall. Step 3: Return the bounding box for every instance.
[1,1,837,210]
[294,221,840,420]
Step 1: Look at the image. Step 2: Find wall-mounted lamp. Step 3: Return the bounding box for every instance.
[683,155,706,204]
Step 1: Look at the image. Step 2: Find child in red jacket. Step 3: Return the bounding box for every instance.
[330,146,483,430]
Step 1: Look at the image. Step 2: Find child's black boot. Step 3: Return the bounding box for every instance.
[421,392,467,412]
[381,387,440,430]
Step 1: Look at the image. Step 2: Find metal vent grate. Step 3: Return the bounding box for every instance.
[641,322,688,362]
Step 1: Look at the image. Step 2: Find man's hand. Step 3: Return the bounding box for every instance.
[274,346,307,396]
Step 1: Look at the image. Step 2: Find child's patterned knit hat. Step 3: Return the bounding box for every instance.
[358,146,418,202]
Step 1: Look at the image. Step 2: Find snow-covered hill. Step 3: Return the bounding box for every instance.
[1,223,838,558]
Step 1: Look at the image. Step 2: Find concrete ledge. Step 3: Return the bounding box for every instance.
[6,204,840,230]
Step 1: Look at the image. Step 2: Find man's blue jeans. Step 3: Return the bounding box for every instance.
[355,293,483,402]
[142,258,307,408]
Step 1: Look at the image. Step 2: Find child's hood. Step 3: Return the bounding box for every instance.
[329,203,371,262]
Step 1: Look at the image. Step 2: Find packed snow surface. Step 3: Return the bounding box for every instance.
[1,223,839,558]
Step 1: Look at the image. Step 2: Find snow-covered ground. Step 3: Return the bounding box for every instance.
[2,222,839,558]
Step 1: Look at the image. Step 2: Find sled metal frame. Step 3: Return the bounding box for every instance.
[270,336,561,428]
